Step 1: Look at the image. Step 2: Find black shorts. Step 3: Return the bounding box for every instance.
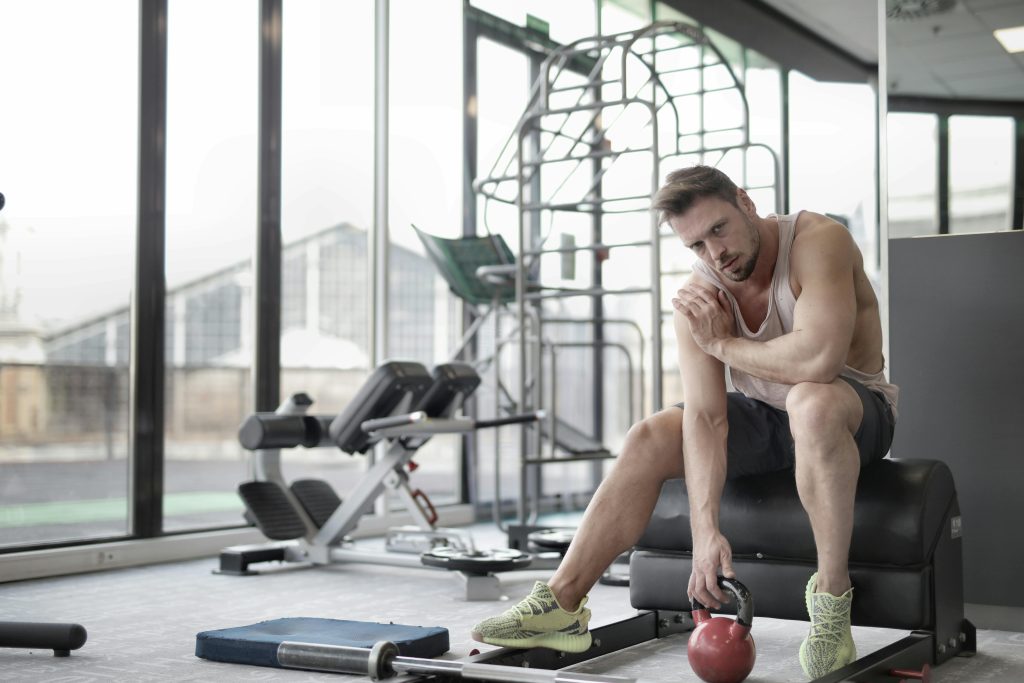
[674,376,896,479]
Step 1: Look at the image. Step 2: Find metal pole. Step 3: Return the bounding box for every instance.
[1013,118,1024,230]
[462,0,480,508]
[649,105,663,412]
[371,0,390,366]
[516,124,529,525]
[255,0,283,412]
[937,114,949,234]
[131,0,168,538]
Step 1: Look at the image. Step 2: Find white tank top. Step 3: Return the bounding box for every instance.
[691,211,898,415]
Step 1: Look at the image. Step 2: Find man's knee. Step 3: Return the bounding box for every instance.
[786,380,862,440]
[620,410,684,475]
[623,415,665,452]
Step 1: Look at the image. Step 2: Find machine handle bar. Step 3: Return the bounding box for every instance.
[475,410,546,429]
[276,640,648,683]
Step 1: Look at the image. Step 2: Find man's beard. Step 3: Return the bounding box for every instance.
[719,218,760,282]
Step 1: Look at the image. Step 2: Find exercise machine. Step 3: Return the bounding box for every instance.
[218,360,541,600]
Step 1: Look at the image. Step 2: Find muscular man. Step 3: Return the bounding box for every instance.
[471,165,897,680]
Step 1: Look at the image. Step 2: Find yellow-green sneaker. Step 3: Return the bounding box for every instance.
[799,573,856,680]
[470,581,592,653]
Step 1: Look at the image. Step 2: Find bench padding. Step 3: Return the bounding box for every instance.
[637,459,954,565]
[630,458,959,629]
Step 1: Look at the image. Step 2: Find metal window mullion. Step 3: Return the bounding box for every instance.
[461,4,479,506]
[938,114,949,234]
[1013,117,1024,230]
[255,0,283,412]
[590,0,605,490]
[131,0,168,538]
[781,69,790,214]
[368,0,390,517]
[371,0,389,367]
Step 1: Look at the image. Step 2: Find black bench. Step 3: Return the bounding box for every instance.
[630,458,975,671]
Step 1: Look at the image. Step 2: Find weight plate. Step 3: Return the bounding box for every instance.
[420,547,533,574]
[526,528,575,550]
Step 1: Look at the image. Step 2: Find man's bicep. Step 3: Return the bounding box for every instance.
[791,228,857,368]
[674,308,727,415]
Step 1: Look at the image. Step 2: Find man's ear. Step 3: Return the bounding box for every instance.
[736,188,756,217]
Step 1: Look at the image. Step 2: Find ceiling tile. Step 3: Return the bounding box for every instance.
[973,6,1024,31]
[946,70,1024,98]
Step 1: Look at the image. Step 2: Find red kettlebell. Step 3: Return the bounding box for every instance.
[687,576,756,683]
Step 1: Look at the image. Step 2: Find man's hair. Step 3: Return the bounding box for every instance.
[652,165,739,225]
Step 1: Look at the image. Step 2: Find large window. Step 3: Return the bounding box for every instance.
[788,71,879,276]
[888,111,1017,236]
[162,0,258,533]
[386,0,467,506]
[278,0,375,503]
[949,115,1015,234]
[887,113,939,238]
[0,1,138,547]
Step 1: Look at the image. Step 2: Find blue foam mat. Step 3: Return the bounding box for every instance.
[196,617,450,669]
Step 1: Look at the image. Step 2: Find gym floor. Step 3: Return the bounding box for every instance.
[2,523,1022,682]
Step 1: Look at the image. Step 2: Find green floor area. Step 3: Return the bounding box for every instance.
[0,492,242,528]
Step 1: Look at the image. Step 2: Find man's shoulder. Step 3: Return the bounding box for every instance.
[794,210,847,233]
[792,211,854,250]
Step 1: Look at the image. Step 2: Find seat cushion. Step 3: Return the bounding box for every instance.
[637,458,955,566]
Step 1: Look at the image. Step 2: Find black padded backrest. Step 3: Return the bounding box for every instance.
[328,361,433,454]
[413,363,482,418]
[638,458,956,567]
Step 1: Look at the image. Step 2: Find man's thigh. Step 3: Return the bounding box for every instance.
[839,376,896,467]
[674,379,895,478]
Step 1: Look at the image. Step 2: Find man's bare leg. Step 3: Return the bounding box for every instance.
[547,406,687,610]
[786,379,864,596]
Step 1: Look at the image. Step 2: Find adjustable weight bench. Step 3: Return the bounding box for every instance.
[472,457,975,681]
[219,360,538,600]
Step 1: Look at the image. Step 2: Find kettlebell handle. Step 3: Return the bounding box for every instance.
[690,576,754,628]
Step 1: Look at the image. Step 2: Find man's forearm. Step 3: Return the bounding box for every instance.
[682,410,728,533]
[713,332,842,385]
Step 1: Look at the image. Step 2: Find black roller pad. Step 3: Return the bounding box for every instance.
[196,618,449,669]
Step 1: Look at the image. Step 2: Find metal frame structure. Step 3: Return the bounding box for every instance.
[473,20,782,527]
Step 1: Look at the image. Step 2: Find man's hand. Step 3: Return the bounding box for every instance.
[672,283,735,357]
[688,529,735,610]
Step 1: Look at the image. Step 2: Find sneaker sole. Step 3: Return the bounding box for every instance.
[471,631,593,654]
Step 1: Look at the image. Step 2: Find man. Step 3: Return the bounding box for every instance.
[471,165,897,680]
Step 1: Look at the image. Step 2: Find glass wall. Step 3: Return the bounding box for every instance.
[0,0,895,556]
[162,0,258,533]
[949,115,1015,234]
[469,34,533,510]
[387,0,466,506]
[0,1,138,547]
[887,113,939,238]
[888,111,1017,236]
[788,71,879,276]
[276,0,375,505]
